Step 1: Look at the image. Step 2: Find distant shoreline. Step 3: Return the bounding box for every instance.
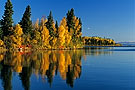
[84,45,135,48]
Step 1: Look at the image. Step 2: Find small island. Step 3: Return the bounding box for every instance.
[0,0,121,51]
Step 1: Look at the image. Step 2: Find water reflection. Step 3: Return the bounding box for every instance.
[0,48,112,90]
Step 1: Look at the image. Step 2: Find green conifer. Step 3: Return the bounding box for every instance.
[45,11,55,37]
[19,5,32,35]
[1,0,14,37]
[66,8,75,32]
[55,20,58,37]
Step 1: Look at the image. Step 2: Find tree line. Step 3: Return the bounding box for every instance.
[0,0,82,49]
[0,0,118,50]
[82,36,117,46]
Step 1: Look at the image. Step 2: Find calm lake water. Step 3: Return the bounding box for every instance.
[0,47,134,90]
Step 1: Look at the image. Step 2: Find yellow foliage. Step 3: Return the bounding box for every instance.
[59,53,66,78]
[14,24,23,36]
[0,40,4,46]
[15,66,22,73]
[8,24,24,48]
[0,54,4,62]
[60,17,67,27]
[58,25,65,47]
[41,26,50,47]
[40,53,50,76]
[32,39,38,44]
[58,17,71,47]
[52,37,57,48]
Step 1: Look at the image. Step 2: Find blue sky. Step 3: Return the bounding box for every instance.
[0,0,134,42]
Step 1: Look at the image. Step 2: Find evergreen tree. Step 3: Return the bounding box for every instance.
[19,5,32,35]
[1,0,14,37]
[66,8,75,32]
[55,20,58,30]
[55,20,58,37]
[45,11,56,37]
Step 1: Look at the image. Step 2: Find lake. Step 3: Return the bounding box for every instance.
[0,47,134,90]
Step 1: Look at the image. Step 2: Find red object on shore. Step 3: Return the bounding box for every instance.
[19,45,26,49]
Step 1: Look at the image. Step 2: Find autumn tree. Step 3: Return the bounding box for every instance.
[10,24,23,48]
[41,26,50,48]
[58,18,66,48]
[19,5,32,35]
[1,0,14,37]
[40,18,50,48]
[58,17,71,48]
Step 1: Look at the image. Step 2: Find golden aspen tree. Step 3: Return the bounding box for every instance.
[58,25,65,48]
[65,30,71,47]
[10,24,23,48]
[41,26,50,48]
[58,17,71,48]
[62,17,71,47]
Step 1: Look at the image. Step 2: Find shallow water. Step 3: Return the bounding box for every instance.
[0,47,134,90]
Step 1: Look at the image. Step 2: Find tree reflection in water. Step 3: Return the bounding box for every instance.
[0,48,112,90]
